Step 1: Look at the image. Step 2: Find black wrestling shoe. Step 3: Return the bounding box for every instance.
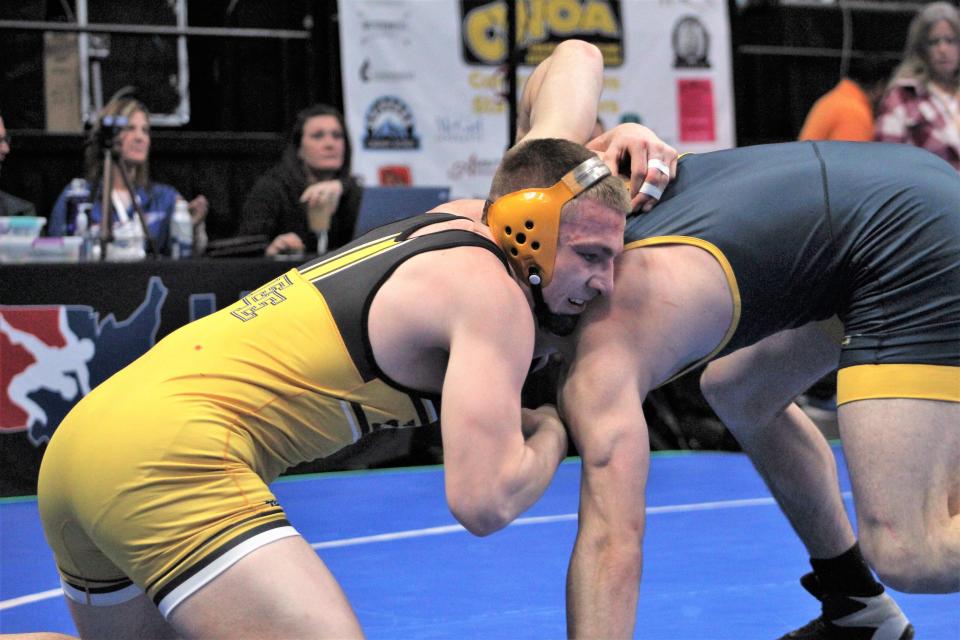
[777,572,914,640]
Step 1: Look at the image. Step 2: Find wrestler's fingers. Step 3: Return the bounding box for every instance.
[586,131,623,177]
[597,145,622,179]
[623,144,647,199]
[636,156,673,213]
[648,157,672,178]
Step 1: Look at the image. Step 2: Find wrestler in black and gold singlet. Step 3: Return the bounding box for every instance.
[624,141,960,403]
[38,213,508,617]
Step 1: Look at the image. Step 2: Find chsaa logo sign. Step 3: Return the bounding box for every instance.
[460,0,623,67]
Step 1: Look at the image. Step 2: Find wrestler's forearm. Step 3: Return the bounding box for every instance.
[561,407,649,638]
[567,530,642,639]
[443,406,566,537]
[517,39,604,144]
[495,408,568,523]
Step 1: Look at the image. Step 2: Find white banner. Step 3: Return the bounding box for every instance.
[339,0,735,199]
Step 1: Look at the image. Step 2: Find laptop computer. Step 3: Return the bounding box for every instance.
[352,186,452,238]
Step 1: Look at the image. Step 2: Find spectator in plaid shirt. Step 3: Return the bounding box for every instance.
[875,1,960,171]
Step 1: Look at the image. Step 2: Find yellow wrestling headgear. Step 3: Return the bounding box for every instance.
[486,155,611,288]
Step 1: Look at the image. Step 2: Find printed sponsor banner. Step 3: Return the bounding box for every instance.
[339,0,734,199]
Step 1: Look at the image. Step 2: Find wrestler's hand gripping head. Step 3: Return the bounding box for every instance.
[485,155,612,335]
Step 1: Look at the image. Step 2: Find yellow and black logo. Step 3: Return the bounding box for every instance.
[460,0,623,67]
[230,274,295,322]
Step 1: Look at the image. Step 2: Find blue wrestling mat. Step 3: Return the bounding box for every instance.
[2,446,958,638]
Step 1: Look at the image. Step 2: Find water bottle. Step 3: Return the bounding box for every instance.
[170,199,193,259]
[65,178,90,235]
[74,203,91,261]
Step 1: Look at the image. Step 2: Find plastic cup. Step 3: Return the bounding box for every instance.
[307,203,334,233]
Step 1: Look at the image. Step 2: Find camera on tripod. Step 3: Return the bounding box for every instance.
[96,114,129,151]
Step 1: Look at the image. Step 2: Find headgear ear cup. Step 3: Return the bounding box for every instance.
[487,156,610,287]
[487,184,566,286]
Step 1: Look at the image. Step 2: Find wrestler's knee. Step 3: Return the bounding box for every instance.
[699,367,768,430]
[860,521,960,593]
[861,532,923,593]
[699,366,735,416]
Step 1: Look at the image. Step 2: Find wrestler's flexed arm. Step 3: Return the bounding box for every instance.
[435,254,568,536]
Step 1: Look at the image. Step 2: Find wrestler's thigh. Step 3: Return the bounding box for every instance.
[169,535,362,640]
[68,593,178,640]
[839,399,960,530]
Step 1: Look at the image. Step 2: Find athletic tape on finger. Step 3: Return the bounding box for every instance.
[648,158,671,177]
[639,181,664,200]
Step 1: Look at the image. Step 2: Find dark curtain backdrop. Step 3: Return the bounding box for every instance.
[0,0,917,228]
[732,2,914,146]
[0,0,341,239]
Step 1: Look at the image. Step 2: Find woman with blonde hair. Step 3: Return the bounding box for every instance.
[875,1,960,170]
[49,95,208,255]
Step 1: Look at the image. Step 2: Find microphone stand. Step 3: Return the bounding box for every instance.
[97,137,160,261]
[506,0,518,146]
[98,145,113,260]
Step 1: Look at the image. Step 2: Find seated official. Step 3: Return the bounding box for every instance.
[236,104,362,257]
[48,97,208,256]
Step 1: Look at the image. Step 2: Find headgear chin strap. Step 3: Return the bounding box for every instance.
[487,155,611,289]
[530,285,580,337]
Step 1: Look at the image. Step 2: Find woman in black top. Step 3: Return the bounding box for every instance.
[238,104,363,256]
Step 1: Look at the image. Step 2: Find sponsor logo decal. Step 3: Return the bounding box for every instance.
[359,57,416,83]
[434,115,485,143]
[672,15,711,69]
[363,96,421,150]
[447,154,500,181]
[677,78,716,142]
[379,165,413,185]
[355,3,414,45]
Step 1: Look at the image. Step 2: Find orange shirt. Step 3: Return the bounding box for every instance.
[799,78,874,142]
